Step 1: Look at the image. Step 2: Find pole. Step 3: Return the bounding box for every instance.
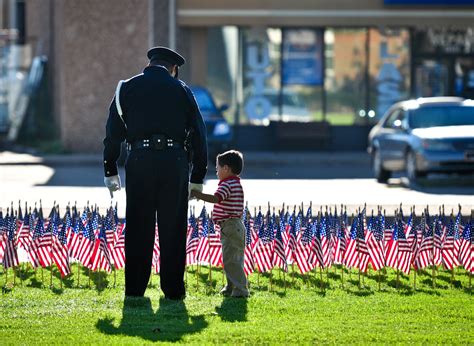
[414,269,417,290]
[77,264,80,288]
[283,269,286,293]
[270,269,273,292]
[50,266,53,288]
[320,267,323,291]
[88,268,91,289]
[113,268,117,288]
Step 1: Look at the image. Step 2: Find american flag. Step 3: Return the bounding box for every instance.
[243,207,255,276]
[320,216,332,268]
[332,217,346,265]
[88,221,112,273]
[272,214,288,272]
[344,215,369,272]
[3,214,19,268]
[365,215,385,271]
[453,211,463,268]
[16,208,31,251]
[403,213,413,236]
[51,215,71,277]
[0,210,6,264]
[459,221,473,274]
[152,222,160,274]
[385,219,412,274]
[103,210,116,255]
[309,220,324,268]
[208,220,223,267]
[36,210,55,268]
[291,212,311,273]
[185,213,199,266]
[254,220,274,273]
[76,213,96,266]
[68,216,83,260]
[433,217,443,266]
[195,212,210,265]
[442,218,456,270]
[111,222,125,270]
[414,214,434,270]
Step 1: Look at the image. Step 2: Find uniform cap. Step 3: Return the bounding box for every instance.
[147,46,185,66]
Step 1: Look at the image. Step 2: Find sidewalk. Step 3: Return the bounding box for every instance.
[0,150,370,166]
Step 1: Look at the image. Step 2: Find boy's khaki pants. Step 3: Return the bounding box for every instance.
[219,218,249,296]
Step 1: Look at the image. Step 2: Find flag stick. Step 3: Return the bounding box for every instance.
[469,271,472,290]
[292,263,295,287]
[88,268,91,289]
[257,270,260,287]
[20,264,24,287]
[13,266,17,286]
[196,264,199,290]
[341,266,344,288]
[378,270,381,291]
[113,268,117,288]
[283,269,286,293]
[270,269,273,292]
[41,267,44,287]
[99,270,102,289]
[5,268,8,287]
[185,267,188,288]
[77,264,80,287]
[432,265,436,289]
[50,266,53,288]
[149,272,152,288]
[209,265,212,289]
[60,275,63,289]
[451,268,454,288]
[396,269,400,290]
[221,267,224,287]
[319,267,323,291]
[358,268,361,289]
[326,267,329,288]
[414,269,417,290]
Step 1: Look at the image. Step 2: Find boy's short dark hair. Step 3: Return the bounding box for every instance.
[217,150,244,175]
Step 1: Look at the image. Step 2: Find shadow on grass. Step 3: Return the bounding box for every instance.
[215,296,248,322]
[81,267,109,293]
[96,296,208,342]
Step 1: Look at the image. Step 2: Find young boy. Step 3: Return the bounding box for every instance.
[190,150,249,297]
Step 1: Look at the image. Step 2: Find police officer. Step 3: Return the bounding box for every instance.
[103,46,207,299]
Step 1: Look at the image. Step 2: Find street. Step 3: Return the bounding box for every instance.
[1,150,473,217]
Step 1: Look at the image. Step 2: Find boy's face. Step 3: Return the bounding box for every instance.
[216,161,232,180]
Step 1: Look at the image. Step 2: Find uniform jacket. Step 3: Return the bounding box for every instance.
[103,65,208,183]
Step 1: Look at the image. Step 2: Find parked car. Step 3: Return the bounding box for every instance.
[368,97,474,183]
[190,86,233,160]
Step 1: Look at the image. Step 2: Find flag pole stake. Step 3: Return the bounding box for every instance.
[414,269,417,290]
[88,268,91,289]
[5,268,8,287]
[358,268,361,289]
[257,271,260,287]
[209,266,212,289]
[451,268,454,288]
[41,267,44,287]
[378,270,381,291]
[283,269,286,293]
[396,269,400,290]
[326,267,329,288]
[196,264,199,290]
[77,264,80,288]
[319,267,323,291]
[50,266,53,288]
[432,265,436,289]
[341,266,344,289]
[60,276,63,289]
[13,266,16,287]
[113,268,117,288]
[270,269,273,292]
[221,267,224,287]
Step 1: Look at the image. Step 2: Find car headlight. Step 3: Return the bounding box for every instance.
[213,122,230,136]
[422,139,454,151]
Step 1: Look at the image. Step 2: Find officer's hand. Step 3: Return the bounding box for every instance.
[188,183,203,200]
[104,175,121,198]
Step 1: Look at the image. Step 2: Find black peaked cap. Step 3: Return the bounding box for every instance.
[147,46,185,66]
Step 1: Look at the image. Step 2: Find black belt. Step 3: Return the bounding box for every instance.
[128,135,183,151]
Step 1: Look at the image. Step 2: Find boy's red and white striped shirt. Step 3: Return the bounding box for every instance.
[212,176,244,222]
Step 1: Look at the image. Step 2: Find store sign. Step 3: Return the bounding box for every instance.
[282,29,323,86]
[426,28,474,54]
[385,0,474,4]
[244,43,272,120]
[376,42,403,118]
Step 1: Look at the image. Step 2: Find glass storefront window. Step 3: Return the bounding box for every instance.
[325,28,367,125]
[369,28,410,121]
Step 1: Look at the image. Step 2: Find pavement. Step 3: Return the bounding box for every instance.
[1,150,473,217]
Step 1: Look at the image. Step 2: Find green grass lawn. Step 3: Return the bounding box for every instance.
[1,265,473,344]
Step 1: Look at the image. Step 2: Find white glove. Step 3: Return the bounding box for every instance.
[104,175,121,198]
[188,183,203,200]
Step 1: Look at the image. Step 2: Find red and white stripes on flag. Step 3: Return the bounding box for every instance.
[111,223,125,270]
[152,223,160,274]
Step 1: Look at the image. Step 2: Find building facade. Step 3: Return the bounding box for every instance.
[2,0,474,151]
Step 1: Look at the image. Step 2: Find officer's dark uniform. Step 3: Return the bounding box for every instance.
[103,47,207,299]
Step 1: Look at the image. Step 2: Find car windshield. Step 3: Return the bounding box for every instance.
[409,106,474,128]
[191,88,217,112]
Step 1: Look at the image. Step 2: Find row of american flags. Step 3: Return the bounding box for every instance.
[0,203,472,283]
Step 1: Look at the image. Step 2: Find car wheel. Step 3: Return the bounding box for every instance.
[373,149,390,183]
[406,150,423,182]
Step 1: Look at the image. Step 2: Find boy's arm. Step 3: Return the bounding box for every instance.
[191,190,219,204]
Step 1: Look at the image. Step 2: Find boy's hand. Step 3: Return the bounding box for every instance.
[190,190,197,198]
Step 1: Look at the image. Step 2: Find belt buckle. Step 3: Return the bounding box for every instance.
[152,134,166,150]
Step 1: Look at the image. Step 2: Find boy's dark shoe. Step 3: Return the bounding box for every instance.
[219,285,233,297]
